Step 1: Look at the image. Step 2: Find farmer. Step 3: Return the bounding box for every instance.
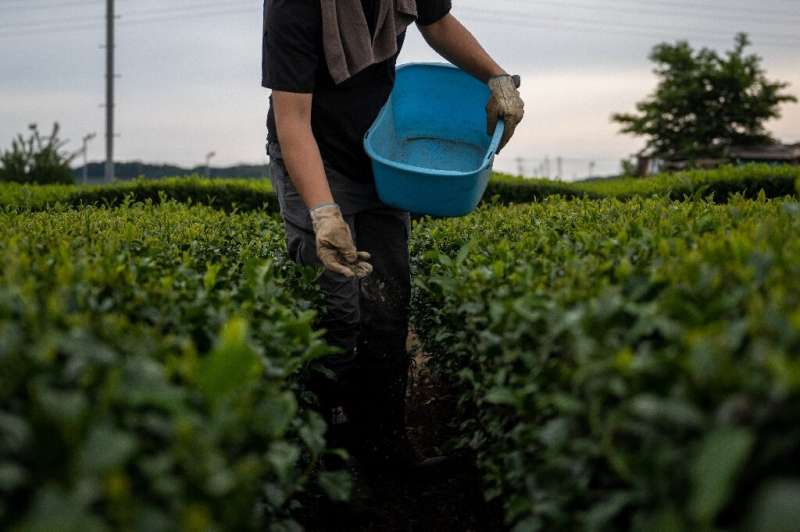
[262,0,524,471]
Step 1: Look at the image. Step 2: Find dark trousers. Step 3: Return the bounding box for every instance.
[268,144,411,428]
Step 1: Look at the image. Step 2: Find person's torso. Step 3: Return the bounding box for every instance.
[266,0,405,183]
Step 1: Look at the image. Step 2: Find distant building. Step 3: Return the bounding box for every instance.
[728,143,800,165]
[635,142,800,177]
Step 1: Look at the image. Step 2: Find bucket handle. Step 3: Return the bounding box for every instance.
[485,119,505,165]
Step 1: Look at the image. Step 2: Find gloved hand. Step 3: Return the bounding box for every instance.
[309,203,373,279]
[487,74,524,153]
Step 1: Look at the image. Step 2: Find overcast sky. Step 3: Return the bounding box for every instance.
[1,0,798,180]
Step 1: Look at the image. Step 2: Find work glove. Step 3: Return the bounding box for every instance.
[309,204,373,279]
[487,74,524,153]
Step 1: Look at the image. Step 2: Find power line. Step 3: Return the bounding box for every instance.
[0,13,107,31]
[3,1,797,49]
[597,0,800,18]
[479,0,800,27]
[121,0,252,17]
[0,0,134,13]
[498,0,800,19]
[0,4,254,38]
[11,0,791,32]
[0,1,253,31]
[458,6,800,45]
[456,7,800,48]
[2,0,797,55]
[4,0,796,19]
[457,13,799,51]
[0,0,102,9]
[0,22,101,38]
[3,11,795,52]
[111,5,255,26]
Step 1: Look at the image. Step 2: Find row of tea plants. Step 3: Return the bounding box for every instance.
[411,195,800,532]
[0,200,345,531]
[2,164,798,214]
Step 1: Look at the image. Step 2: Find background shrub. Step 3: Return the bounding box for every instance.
[0,123,76,185]
[2,164,798,215]
[0,178,276,213]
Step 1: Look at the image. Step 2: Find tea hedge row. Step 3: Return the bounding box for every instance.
[2,164,798,214]
[488,164,800,203]
[0,177,276,213]
[411,197,800,531]
[0,202,342,531]
[577,164,800,199]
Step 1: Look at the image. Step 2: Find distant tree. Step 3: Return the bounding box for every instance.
[613,33,797,162]
[0,123,76,185]
[620,158,637,177]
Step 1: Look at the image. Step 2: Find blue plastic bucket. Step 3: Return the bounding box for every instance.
[364,63,504,217]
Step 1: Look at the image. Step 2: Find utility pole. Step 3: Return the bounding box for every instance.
[205,151,216,178]
[82,133,97,184]
[105,0,115,183]
[515,157,524,177]
[589,161,596,178]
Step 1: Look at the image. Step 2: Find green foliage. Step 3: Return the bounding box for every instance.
[0,123,77,185]
[620,158,638,178]
[485,174,591,203]
[0,201,333,531]
[612,34,797,161]
[2,165,798,216]
[1,155,798,531]
[571,164,800,200]
[489,164,800,204]
[0,177,276,213]
[411,197,800,531]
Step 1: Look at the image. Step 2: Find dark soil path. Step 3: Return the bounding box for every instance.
[302,342,503,532]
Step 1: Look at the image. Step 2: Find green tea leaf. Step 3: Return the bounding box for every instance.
[690,427,754,524]
[318,470,352,503]
[79,425,137,474]
[198,317,261,403]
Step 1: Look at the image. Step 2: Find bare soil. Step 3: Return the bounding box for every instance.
[301,341,503,532]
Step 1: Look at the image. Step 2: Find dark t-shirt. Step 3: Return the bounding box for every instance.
[262,0,452,183]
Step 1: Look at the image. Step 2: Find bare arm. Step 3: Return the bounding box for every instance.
[419,14,506,83]
[272,90,333,209]
[272,90,372,278]
[419,13,525,151]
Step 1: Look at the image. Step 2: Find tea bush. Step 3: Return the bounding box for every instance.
[485,175,590,202]
[0,200,338,531]
[411,196,800,531]
[488,164,800,204]
[573,164,800,200]
[0,177,276,213]
[2,164,797,215]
